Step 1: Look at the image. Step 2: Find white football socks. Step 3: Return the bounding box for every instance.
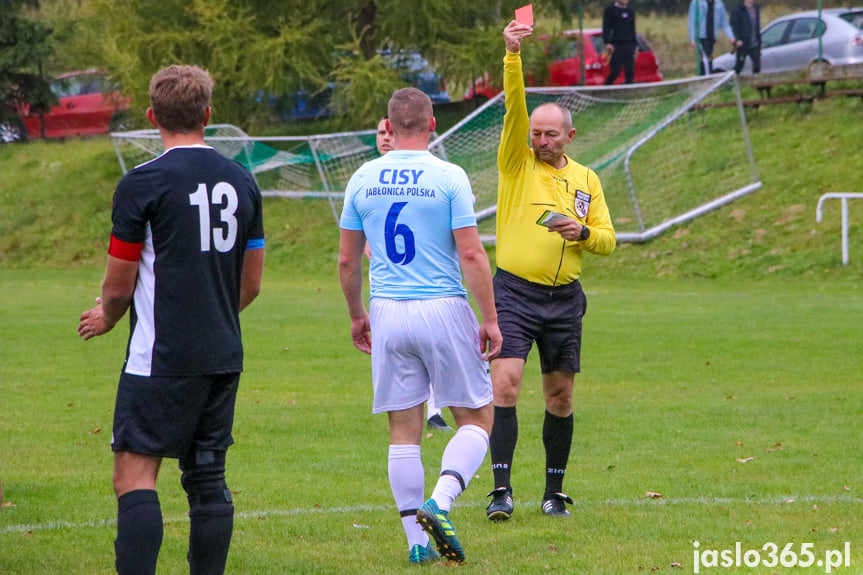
[430,424,489,512]
[388,444,428,548]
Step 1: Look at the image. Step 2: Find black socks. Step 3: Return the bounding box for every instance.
[543,410,573,496]
[115,489,162,575]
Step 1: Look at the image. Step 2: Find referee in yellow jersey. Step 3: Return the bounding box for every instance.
[486,20,617,521]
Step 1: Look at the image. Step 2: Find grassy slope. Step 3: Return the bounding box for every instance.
[1,94,862,279]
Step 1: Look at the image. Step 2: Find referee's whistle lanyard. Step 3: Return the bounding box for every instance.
[550,180,575,291]
[530,160,576,294]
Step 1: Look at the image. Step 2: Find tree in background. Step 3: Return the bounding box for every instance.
[0,0,55,141]
[34,0,572,130]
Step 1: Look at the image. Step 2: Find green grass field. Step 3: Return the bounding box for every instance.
[2,83,863,573]
[2,268,862,574]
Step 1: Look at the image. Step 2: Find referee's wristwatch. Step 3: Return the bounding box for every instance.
[578,225,590,241]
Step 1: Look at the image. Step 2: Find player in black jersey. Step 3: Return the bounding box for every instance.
[78,65,264,575]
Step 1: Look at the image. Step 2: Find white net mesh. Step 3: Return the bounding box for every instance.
[112,74,759,241]
[429,73,761,242]
[111,124,380,220]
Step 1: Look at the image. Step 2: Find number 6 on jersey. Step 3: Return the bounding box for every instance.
[385,201,415,265]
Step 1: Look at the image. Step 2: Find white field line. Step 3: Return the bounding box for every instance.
[3,495,863,535]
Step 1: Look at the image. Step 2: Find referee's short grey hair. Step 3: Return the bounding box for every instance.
[531,102,573,132]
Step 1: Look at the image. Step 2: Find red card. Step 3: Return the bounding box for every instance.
[515,4,534,26]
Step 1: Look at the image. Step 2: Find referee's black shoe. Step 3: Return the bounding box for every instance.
[541,492,574,517]
[486,487,514,522]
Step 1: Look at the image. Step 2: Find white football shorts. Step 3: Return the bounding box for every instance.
[369,296,493,414]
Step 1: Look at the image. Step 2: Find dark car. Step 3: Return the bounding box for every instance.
[466,28,663,99]
[13,70,130,140]
[272,50,449,121]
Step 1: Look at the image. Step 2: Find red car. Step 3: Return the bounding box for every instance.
[466,28,663,99]
[16,70,130,139]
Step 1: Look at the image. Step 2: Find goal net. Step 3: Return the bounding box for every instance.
[111,123,380,221]
[111,73,759,243]
[429,72,761,243]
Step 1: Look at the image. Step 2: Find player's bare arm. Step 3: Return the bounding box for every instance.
[338,228,372,354]
[453,226,502,361]
[503,19,533,53]
[239,247,265,311]
[78,255,137,340]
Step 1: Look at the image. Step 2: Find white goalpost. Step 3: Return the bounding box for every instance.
[429,72,761,244]
[111,73,760,243]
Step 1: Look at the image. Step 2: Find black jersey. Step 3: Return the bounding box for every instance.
[111,145,264,377]
[602,3,637,46]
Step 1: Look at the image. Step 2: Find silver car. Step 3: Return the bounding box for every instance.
[713,8,863,74]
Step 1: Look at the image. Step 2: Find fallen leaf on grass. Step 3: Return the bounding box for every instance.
[646,491,663,499]
[352,523,369,529]
[1,501,15,508]
[736,457,755,463]
[671,562,682,568]
[735,440,745,446]
[548,543,558,552]
[830,527,838,532]
[88,428,101,435]
[843,485,851,491]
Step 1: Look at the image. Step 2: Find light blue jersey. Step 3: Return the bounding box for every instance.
[340,150,477,299]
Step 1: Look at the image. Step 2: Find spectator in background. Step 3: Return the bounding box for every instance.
[689,0,736,75]
[602,0,637,85]
[730,0,762,74]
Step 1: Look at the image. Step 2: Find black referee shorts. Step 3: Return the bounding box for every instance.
[493,268,587,374]
[111,371,240,459]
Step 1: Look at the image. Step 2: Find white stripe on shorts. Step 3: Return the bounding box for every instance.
[369,296,493,414]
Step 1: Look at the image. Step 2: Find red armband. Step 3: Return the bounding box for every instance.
[108,234,143,262]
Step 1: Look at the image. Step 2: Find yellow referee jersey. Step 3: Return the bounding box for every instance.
[496,50,616,286]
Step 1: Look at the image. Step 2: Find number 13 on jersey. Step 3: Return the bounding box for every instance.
[189,182,238,252]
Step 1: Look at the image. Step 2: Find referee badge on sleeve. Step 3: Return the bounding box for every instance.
[575,190,591,219]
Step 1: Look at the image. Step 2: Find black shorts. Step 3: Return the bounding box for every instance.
[112,371,240,459]
[494,268,587,374]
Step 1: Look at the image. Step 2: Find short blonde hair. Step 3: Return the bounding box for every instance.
[387,87,432,136]
[148,65,213,134]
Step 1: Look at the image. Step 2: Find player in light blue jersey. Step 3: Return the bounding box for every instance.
[339,87,501,565]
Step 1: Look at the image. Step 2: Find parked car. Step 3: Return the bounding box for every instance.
[381,49,450,105]
[712,8,863,75]
[270,50,449,121]
[9,70,130,140]
[465,28,663,99]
